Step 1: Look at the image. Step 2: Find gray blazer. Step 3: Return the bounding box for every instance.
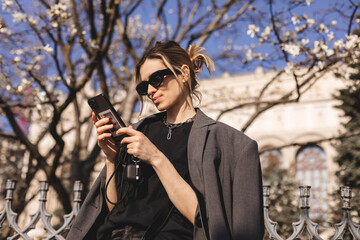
[66,109,264,240]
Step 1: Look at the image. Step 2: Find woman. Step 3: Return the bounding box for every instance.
[66,41,264,240]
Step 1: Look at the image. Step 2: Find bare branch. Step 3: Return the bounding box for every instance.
[260,130,360,154]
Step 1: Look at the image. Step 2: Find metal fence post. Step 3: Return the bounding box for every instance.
[287,186,322,240]
[263,185,284,240]
[331,186,360,239]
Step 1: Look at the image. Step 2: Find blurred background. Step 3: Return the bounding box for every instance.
[0,0,359,239]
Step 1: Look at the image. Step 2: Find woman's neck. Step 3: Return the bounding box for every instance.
[166,101,196,124]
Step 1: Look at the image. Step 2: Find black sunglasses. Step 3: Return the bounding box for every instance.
[136,69,175,96]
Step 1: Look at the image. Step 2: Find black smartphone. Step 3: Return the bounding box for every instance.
[88,93,127,143]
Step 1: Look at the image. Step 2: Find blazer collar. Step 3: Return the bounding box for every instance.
[192,108,216,129]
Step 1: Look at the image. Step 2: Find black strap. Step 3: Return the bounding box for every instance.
[104,145,129,206]
[141,204,175,240]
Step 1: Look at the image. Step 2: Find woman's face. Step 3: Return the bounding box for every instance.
[139,58,189,112]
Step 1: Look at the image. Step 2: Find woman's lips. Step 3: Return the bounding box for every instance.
[153,95,161,104]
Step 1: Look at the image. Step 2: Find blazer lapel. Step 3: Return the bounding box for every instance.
[187,109,215,192]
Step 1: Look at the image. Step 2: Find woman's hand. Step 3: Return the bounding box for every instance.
[117,126,162,166]
[92,112,119,163]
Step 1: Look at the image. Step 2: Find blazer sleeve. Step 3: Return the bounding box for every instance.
[232,139,264,239]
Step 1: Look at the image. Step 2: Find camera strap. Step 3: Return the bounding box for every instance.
[141,203,175,240]
[104,145,129,206]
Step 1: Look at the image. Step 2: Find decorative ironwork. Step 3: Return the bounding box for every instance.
[263,185,284,240]
[331,186,360,240]
[262,185,360,240]
[287,186,322,240]
[1,179,360,239]
[0,179,82,240]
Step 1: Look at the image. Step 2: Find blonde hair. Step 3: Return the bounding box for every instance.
[135,41,215,114]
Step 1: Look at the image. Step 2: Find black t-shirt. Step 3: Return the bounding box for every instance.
[97,113,194,239]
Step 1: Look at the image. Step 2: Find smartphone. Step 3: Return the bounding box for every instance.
[88,93,127,143]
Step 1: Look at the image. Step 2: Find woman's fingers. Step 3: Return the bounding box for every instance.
[97,132,112,141]
[91,112,97,123]
[116,126,138,136]
[95,117,111,127]
[97,124,114,135]
[92,114,114,136]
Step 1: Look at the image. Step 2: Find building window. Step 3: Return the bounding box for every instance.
[260,149,283,184]
[296,145,327,219]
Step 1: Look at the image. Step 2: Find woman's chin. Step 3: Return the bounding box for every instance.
[155,103,168,112]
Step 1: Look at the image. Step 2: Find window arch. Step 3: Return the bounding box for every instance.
[296,145,328,219]
[260,149,283,184]
[260,149,283,171]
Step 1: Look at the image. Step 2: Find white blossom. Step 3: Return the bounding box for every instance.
[43,44,53,54]
[49,3,69,17]
[70,24,77,36]
[46,84,53,92]
[34,55,45,62]
[305,0,312,6]
[282,43,301,57]
[6,84,11,91]
[89,39,99,49]
[327,32,334,41]
[319,23,328,33]
[326,49,334,56]
[295,25,306,33]
[11,49,24,55]
[1,0,13,10]
[36,103,42,110]
[333,39,344,50]
[17,85,24,93]
[261,26,272,37]
[306,18,316,27]
[291,15,301,25]
[28,16,38,26]
[345,34,360,50]
[247,24,259,38]
[13,56,21,63]
[301,38,310,45]
[38,91,47,101]
[317,61,325,70]
[12,12,27,22]
[20,78,29,85]
[331,20,337,26]
[246,48,253,60]
[313,41,328,54]
[0,27,11,34]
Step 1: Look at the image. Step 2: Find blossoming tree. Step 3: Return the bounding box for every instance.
[0,0,359,220]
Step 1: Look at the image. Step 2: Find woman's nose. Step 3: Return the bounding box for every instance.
[147,84,157,96]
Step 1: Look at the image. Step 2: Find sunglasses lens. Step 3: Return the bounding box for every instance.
[149,74,164,88]
[136,69,174,96]
[136,82,149,95]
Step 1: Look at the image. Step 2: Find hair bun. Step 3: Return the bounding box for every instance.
[188,43,215,75]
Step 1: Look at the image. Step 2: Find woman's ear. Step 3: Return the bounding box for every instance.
[181,64,190,83]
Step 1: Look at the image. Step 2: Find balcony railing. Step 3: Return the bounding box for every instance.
[0,179,359,239]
